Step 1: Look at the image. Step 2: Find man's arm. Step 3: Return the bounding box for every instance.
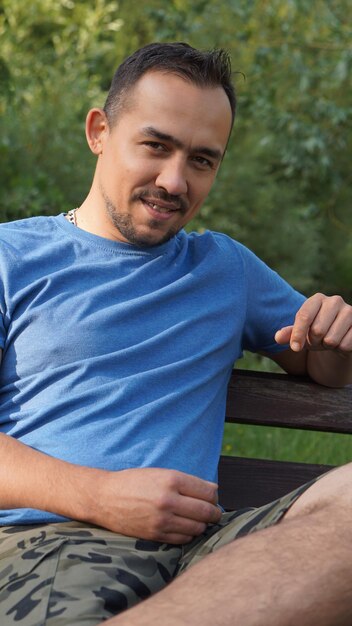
[0,350,220,542]
[268,293,352,387]
[0,432,220,542]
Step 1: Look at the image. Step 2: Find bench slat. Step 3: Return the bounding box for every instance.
[226,369,352,434]
[218,455,333,509]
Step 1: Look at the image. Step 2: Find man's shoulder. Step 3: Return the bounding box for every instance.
[0,214,58,235]
[184,229,253,264]
[0,215,61,254]
[185,229,242,253]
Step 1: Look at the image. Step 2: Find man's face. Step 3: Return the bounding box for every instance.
[93,71,232,246]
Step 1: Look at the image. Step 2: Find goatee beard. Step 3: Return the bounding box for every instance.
[102,190,180,248]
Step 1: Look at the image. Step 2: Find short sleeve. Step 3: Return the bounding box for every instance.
[239,244,306,354]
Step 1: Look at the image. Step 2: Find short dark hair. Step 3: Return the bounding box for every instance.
[103,42,236,130]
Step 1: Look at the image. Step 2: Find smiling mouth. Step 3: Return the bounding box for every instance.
[142,199,180,214]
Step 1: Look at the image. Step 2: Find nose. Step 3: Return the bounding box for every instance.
[155,156,188,196]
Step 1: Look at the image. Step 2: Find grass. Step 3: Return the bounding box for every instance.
[221,352,352,466]
[222,424,351,465]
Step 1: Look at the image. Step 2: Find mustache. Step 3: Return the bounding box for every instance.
[133,189,188,213]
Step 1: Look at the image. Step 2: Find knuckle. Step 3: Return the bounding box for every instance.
[155,493,173,511]
[330,294,344,306]
[151,512,168,534]
[323,336,338,349]
[310,324,325,340]
[164,470,179,490]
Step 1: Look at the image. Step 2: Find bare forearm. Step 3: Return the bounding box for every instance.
[0,433,220,541]
[0,432,103,522]
[307,350,352,387]
[267,346,352,387]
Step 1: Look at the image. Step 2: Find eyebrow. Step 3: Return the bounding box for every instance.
[141,126,223,162]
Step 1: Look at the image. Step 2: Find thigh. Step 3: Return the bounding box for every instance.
[177,478,318,575]
[285,462,352,520]
[0,522,182,626]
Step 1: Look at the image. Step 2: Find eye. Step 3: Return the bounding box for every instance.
[192,156,214,170]
[144,141,167,152]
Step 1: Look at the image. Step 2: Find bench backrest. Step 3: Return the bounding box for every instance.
[218,369,352,509]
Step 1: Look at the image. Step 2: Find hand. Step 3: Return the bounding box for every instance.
[275,293,352,355]
[91,467,221,544]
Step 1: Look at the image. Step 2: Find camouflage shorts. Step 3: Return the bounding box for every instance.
[0,480,315,625]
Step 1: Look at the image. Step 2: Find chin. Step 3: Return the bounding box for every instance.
[123,224,180,248]
[134,232,175,247]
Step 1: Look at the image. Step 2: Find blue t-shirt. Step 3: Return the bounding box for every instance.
[0,215,305,524]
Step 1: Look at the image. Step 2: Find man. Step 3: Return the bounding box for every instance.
[0,42,351,626]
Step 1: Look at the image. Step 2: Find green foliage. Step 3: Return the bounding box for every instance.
[144,0,352,297]
[1,0,350,465]
[0,0,351,298]
[222,422,351,466]
[0,0,144,218]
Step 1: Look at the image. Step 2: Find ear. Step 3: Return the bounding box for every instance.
[85,108,109,155]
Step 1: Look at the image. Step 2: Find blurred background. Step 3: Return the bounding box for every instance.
[0,0,351,461]
[1,0,351,299]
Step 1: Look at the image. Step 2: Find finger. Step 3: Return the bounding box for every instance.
[306,296,346,349]
[334,327,352,354]
[290,295,325,351]
[320,304,352,351]
[152,512,209,542]
[160,533,195,545]
[175,472,219,505]
[172,494,222,525]
[275,326,293,345]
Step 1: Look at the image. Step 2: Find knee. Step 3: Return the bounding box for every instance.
[285,462,352,520]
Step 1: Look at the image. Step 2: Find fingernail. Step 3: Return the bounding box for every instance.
[291,341,300,351]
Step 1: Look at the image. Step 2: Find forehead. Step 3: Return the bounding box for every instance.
[116,71,233,153]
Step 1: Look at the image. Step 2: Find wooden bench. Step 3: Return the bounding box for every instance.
[218,369,352,510]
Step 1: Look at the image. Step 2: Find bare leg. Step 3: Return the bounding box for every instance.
[102,462,352,626]
[285,461,352,520]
